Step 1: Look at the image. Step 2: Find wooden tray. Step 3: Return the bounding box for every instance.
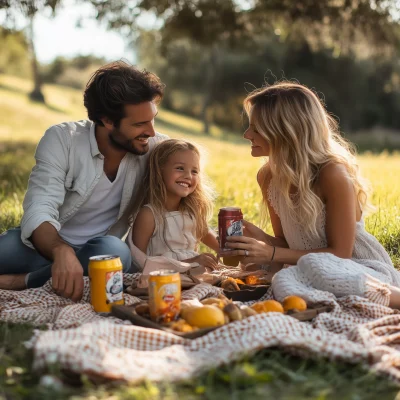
[111,305,217,339]
[111,303,332,339]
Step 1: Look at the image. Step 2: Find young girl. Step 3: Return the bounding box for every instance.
[128,139,220,270]
[222,81,400,308]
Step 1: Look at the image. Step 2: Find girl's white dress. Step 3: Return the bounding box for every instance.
[127,204,199,262]
[268,177,400,305]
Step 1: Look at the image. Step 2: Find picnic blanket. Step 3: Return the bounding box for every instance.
[2,275,400,385]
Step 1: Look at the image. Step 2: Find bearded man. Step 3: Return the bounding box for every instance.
[0,61,167,301]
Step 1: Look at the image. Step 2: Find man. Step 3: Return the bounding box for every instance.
[0,61,167,301]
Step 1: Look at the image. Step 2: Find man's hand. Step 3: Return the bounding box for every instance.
[52,245,84,302]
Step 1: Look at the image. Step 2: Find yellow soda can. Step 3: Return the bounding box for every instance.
[148,270,181,324]
[88,255,125,313]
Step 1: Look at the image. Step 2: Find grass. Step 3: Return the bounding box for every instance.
[1,74,400,399]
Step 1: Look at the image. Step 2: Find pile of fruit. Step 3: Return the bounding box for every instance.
[134,295,307,333]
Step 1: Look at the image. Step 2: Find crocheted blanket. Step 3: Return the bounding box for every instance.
[2,274,400,385]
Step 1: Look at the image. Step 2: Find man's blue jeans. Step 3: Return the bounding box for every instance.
[0,227,132,288]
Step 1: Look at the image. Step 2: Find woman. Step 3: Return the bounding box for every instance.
[222,82,400,308]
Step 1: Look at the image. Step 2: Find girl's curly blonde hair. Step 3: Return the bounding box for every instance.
[244,81,372,238]
[128,139,216,243]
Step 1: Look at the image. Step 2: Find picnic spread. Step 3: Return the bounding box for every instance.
[3,268,400,385]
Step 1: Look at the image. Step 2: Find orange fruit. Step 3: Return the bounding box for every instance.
[183,305,226,328]
[245,275,259,285]
[251,300,284,314]
[282,296,307,312]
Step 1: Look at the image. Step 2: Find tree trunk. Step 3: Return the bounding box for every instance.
[201,44,220,134]
[28,15,45,103]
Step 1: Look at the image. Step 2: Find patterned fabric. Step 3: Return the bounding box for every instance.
[2,275,400,384]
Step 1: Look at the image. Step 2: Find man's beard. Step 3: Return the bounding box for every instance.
[109,129,149,156]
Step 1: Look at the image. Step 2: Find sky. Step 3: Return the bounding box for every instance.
[0,0,146,64]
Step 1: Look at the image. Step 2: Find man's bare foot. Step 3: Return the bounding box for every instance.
[0,274,27,290]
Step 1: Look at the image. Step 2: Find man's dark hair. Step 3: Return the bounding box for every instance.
[83,60,165,127]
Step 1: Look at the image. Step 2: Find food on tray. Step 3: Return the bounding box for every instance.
[245,275,270,285]
[201,297,227,309]
[221,277,241,291]
[132,294,309,334]
[183,305,226,328]
[180,304,201,320]
[169,319,197,333]
[251,300,284,314]
[223,303,242,321]
[245,275,259,285]
[239,305,257,318]
[282,296,307,312]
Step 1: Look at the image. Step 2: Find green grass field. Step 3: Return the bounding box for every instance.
[1,75,400,399]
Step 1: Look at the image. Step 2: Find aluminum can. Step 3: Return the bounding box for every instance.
[88,255,124,313]
[148,270,181,324]
[218,207,243,250]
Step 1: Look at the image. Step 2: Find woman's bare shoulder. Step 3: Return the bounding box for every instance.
[319,162,350,181]
[257,163,272,186]
[318,162,353,198]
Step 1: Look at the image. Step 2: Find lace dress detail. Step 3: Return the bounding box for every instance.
[268,177,400,305]
[267,177,393,264]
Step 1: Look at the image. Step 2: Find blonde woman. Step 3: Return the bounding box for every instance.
[223,82,400,308]
[128,139,220,269]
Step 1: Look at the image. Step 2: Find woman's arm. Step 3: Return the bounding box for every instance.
[130,207,155,253]
[225,163,359,265]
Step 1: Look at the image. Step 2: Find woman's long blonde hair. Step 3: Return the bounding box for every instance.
[244,81,372,238]
[128,139,215,243]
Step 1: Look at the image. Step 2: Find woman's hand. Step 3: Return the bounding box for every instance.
[242,220,269,242]
[221,236,274,265]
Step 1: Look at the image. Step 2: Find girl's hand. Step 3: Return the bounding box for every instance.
[192,253,218,269]
[222,236,273,265]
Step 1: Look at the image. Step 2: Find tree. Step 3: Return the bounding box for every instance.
[0,27,31,77]
[87,0,400,132]
[89,0,250,133]
[1,0,63,103]
[248,0,400,57]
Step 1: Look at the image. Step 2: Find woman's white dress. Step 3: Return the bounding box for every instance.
[268,177,400,305]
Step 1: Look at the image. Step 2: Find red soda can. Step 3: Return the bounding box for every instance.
[218,207,243,250]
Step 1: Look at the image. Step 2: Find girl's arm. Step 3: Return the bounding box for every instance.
[201,229,220,252]
[179,230,219,269]
[225,163,359,265]
[130,207,155,253]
